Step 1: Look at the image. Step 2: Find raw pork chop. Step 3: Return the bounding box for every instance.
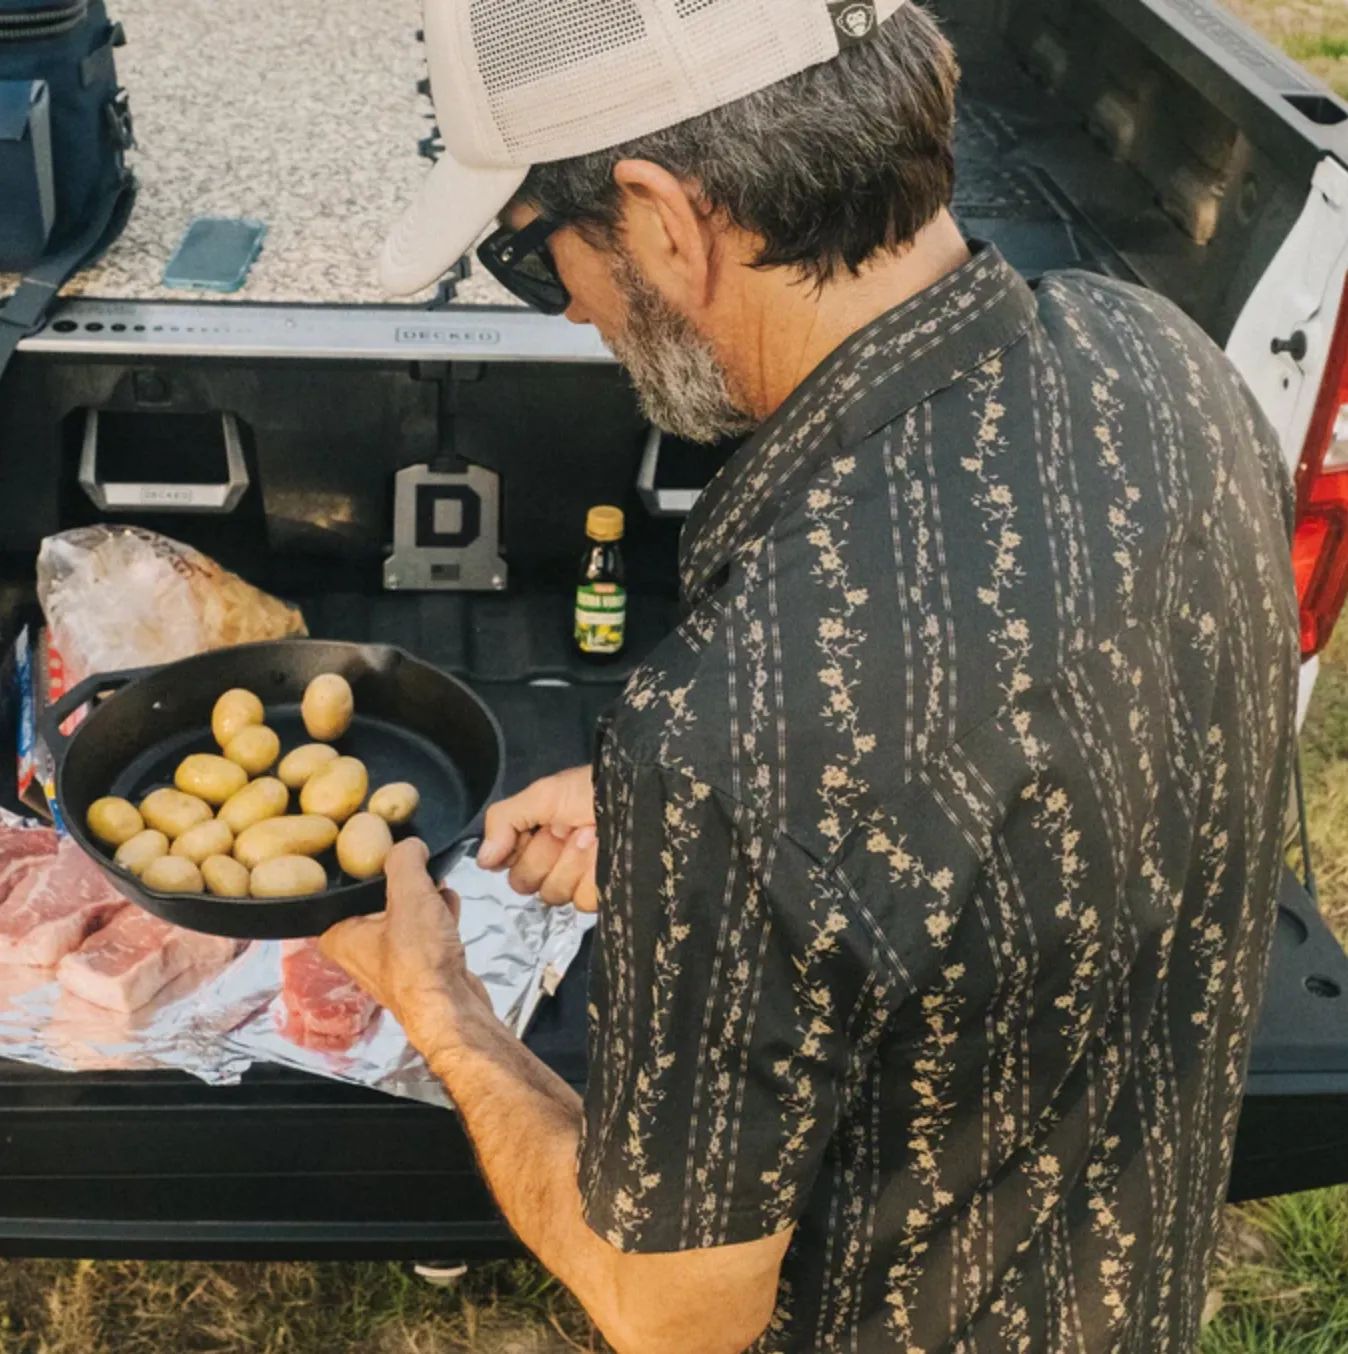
[57,906,240,1014]
[0,825,59,904]
[280,939,377,1050]
[0,842,127,967]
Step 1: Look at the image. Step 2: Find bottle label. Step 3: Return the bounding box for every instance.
[576,583,627,655]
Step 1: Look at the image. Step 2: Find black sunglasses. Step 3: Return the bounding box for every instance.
[477,217,570,315]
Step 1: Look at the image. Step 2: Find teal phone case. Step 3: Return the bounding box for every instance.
[163,217,267,293]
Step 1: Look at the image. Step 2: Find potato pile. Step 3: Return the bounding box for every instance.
[85,674,421,901]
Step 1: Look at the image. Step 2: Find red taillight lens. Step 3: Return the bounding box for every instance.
[1294,273,1348,659]
[1295,473,1348,657]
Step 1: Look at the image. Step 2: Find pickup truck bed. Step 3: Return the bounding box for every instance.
[2,0,1347,1259]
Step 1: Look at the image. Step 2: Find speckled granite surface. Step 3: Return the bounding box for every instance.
[1,0,519,307]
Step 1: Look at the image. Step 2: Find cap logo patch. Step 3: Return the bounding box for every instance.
[830,1,877,43]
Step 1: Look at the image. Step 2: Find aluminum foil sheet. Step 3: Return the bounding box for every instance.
[0,832,594,1098]
[221,856,595,1106]
[0,958,255,1083]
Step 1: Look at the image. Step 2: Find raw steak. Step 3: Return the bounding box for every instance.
[0,843,127,967]
[57,906,240,1014]
[0,825,59,904]
[280,939,377,1050]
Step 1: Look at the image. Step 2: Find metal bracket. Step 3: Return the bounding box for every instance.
[636,427,702,518]
[384,463,507,593]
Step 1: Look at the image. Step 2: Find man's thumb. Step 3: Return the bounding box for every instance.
[477,778,560,869]
[320,913,377,970]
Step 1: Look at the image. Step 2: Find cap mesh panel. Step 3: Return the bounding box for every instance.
[667,1,832,105]
[468,0,841,162]
[470,0,647,93]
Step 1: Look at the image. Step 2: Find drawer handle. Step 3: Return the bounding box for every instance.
[78,410,249,514]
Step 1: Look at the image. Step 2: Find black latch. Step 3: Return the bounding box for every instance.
[104,87,134,150]
[416,76,432,98]
[1272,330,1309,363]
[428,257,471,309]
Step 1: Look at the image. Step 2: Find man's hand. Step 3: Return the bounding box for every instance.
[320,839,493,1059]
[477,765,599,912]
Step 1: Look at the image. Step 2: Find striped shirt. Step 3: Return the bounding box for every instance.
[581,244,1300,1353]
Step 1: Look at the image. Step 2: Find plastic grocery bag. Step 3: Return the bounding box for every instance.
[36,527,306,684]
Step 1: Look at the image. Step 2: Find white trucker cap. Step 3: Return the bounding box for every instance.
[380,0,909,296]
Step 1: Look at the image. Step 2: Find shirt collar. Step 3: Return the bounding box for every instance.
[678,244,1037,607]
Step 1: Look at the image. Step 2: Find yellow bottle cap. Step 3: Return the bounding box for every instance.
[586,506,625,542]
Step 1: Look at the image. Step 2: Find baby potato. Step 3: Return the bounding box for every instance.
[175,754,248,807]
[140,788,213,840]
[277,742,340,790]
[224,725,281,776]
[141,855,205,895]
[300,756,369,825]
[202,854,251,899]
[337,812,394,881]
[301,673,354,743]
[233,814,339,869]
[114,829,169,877]
[219,777,290,835]
[86,797,144,848]
[171,817,234,866]
[368,782,420,828]
[250,856,329,899]
[212,688,265,749]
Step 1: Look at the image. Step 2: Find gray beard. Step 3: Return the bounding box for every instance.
[607,252,757,445]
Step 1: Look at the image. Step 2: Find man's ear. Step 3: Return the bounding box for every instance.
[611,159,717,314]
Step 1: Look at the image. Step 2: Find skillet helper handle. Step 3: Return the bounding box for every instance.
[41,666,155,762]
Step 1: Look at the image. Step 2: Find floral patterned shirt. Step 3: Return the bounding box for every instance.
[580,245,1300,1353]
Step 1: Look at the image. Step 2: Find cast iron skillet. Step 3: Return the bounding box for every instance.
[43,640,504,940]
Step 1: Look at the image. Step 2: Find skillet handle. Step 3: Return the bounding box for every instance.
[41,666,157,764]
[429,836,476,882]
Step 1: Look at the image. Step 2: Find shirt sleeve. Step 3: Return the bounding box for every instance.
[578,749,883,1254]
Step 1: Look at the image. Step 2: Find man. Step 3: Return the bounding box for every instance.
[324,2,1301,1350]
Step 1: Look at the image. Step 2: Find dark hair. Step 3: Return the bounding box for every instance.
[516,5,959,285]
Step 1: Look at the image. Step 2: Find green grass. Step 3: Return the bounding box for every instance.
[0,1258,598,1354]
[1223,0,1348,96]
[1286,35,1348,63]
[1204,1190,1348,1353]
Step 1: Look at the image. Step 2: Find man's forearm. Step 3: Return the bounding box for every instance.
[419,1000,624,1332]
[413,995,786,1354]
[323,841,784,1354]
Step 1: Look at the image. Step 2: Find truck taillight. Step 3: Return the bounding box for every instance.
[1294,273,1348,659]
